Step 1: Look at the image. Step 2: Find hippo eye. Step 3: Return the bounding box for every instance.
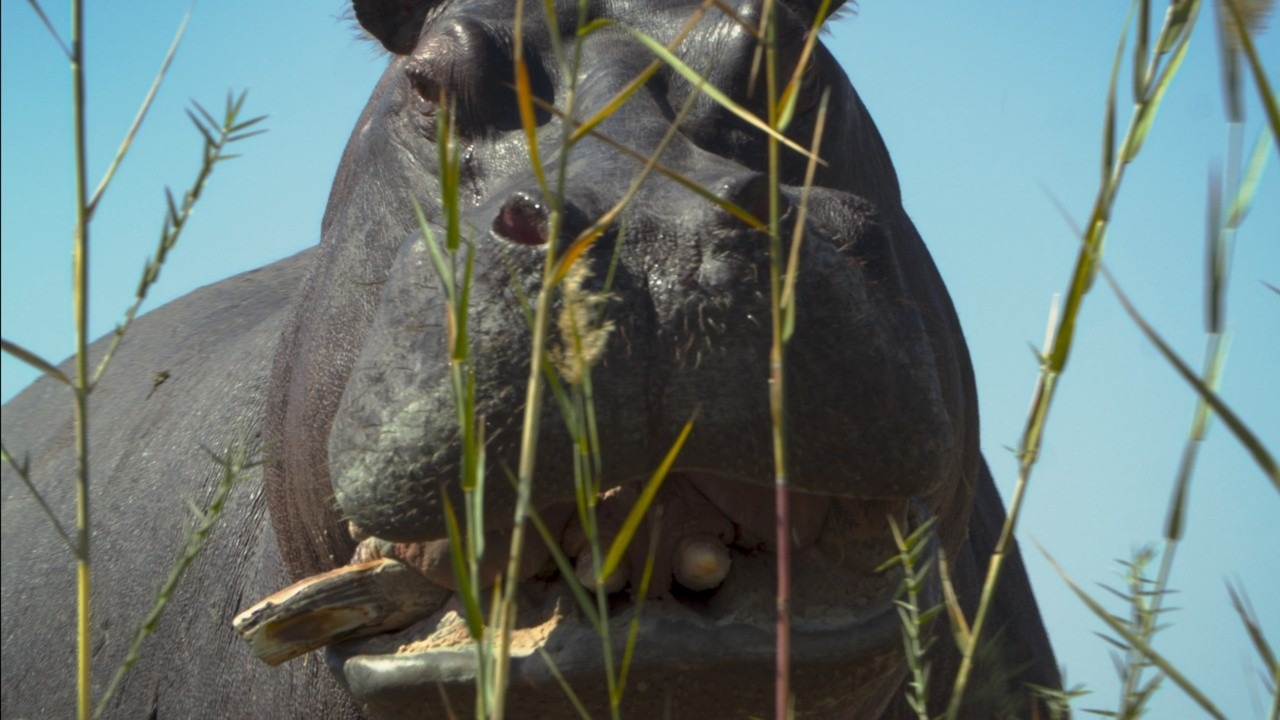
[405,66,442,121]
[402,20,553,137]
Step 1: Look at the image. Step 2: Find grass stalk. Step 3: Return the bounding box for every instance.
[86,13,189,218]
[1219,0,1280,144]
[93,437,259,718]
[755,3,794,716]
[879,516,941,719]
[943,4,1204,715]
[0,442,75,553]
[92,93,266,387]
[1042,547,1226,718]
[1106,66,1269,712]
[0,7,264,716]
[68,0,92,714]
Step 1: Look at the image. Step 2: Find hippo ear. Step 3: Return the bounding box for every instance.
[353,0,430,54]
[781,0,849,27]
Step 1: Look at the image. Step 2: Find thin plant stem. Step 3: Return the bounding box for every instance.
[92,439,258,718]
[69,0,92,715]
[92,93,266,388]
[25,0,71,58]
[86,12,189,218]
[758,1,793,715]
[943,2,1203,715]
[0,442,75,554]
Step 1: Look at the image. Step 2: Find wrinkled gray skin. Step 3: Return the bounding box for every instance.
[1,0,1059,717]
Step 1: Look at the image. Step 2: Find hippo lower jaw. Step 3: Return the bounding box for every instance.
[320,487,934,720]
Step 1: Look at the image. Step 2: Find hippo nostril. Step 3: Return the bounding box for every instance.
[493,191,550,246]
[721,174,791,227]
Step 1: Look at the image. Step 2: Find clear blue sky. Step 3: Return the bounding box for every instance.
[2,2,1276,717]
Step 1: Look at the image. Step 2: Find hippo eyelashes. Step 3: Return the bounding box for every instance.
[404,65,441,120]
[404,20,552,134]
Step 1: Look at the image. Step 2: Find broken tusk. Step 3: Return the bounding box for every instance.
[232,558,447,666]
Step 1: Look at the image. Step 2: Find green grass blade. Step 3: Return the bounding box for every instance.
[454,239,475,364]
[25,0,71,58]
[525,501,601,629]
[87,11,189,217]
[442,494,485,641]
[1134,0,1151,100]
[1,338,71,385]
[1215,6,1246,124]
[1,441,75,553]
[1220,0,1280,148]
[780,87,830,342]
[1225,581,1277,674]
[1104,4,1134,183]
[624,27,817,162]
[775,0,834,132]
[1205,168,1225,334]
[1041,546,1227,719]
[535,648,593,720]
[1156,0,1197,54]
[1164,332,1229,542]
[1100,265,1278,489]
[936,548,972,652]
[568,0,719,145]
[513,0,549,197]
[1227,129,1274,229]
[617,538,657,698]
[532,93,770,233]
[413,199,455,300]
[1124,7,1197,162]
[600,417,695,581]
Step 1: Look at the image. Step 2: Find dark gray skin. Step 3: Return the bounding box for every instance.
[2,0,1059,717]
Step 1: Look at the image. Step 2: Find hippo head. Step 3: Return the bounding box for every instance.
[259,0,979,716]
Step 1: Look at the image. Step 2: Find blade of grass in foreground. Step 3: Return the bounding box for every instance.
[600,418,695,581]
[624,27,817,163]
[92,93,267,388]
[1225,581,1277,681]
[1099,264,1278,488]
[1218,0,1280,147]
[943,5,1205,714]
[0,338,71,386]
[1040,545,1226,719]
[93,436,258,718]
[86,11,190,217]
[0,441,75,553]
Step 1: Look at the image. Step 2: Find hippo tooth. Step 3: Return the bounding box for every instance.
[232,558,448,666]
[672,532,731,591]
[574,550,629,594]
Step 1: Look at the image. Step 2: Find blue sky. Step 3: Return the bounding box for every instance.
[2,1,1276,717]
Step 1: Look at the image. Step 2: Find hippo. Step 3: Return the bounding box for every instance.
[1,0,1060,717]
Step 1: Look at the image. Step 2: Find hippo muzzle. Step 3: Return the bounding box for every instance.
[329,182,959,542]
[309,182,958,717]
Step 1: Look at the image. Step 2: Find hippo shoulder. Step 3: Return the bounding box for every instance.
[1,248,359,719]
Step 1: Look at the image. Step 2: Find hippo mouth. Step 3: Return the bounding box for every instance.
[237,472,934,719]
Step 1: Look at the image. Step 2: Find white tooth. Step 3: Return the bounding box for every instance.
[232,558,447,666]
[575,550,628,594]
[672,533,731,591]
